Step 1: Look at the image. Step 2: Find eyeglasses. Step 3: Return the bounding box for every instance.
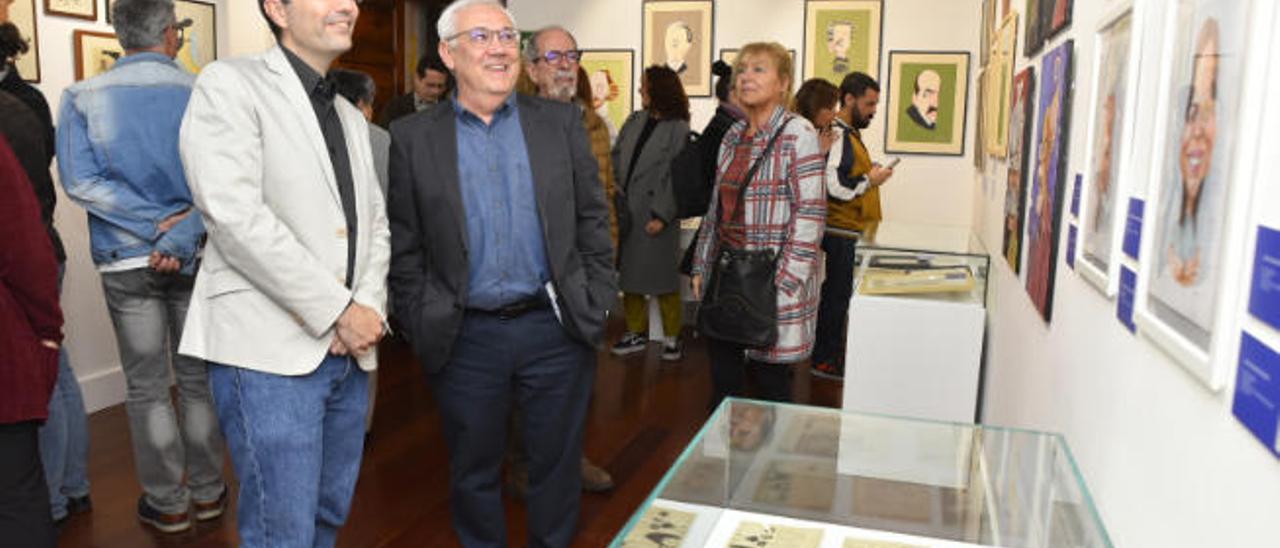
[445,27,520,48]
[533,49,582,64]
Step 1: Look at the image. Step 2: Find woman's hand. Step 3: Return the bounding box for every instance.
[691,274,703,300]
[644,218,665,236]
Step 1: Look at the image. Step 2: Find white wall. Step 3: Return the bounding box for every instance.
[509,0,982,227]
[28,1,267,412]
[972,0,1280,546]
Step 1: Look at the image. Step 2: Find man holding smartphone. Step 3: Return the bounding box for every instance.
[812,71,894,381]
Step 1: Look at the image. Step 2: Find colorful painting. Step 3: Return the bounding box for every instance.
[3,0,39,81]
[1024,0,1043,57]
[885,50,970,156]
[803,0,882,83]
[1003,66,1035,274]
[1024,40,1073,322]
[642,0,713,97]
[73,30,122,81]
[580,49,634,139]
[1042,0,1073,41]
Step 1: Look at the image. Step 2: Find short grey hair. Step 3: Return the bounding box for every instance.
[112,0,176,51]
[523,25,576,64]
[437,0,517,45]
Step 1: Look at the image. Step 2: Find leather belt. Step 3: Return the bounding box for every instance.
[468,294,551,320]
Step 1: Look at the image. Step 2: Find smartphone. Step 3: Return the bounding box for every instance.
[885,157,902,169]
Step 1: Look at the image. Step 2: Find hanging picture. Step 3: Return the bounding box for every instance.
[973,65,986,170]
[984,12,1018,157]
[980,0,997,66]
[885,50,970,156]
[1077,3,1141,295]
[803,0,882,83]
[3,0,39,81]
[73,30,122,81]
[45,0,95,20]
[1024,0,1044,57]
[1136,0,1257,390]
[1024,40,1073,322]
[173,0,216,73]
[1003,66,1035,274]
[642,0,713,98]
[1041,0,1074,41]
[579,49,633,139]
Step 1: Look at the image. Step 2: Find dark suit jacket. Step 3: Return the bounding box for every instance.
[376,92,416,129]
[387,93,618,374]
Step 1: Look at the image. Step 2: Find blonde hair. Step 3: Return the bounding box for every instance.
[733,42,794,105]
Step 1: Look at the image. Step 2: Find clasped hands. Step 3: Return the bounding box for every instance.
[330,301,384,357]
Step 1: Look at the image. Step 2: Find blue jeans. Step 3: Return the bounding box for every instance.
[209,355,368,548]
[38,264,90,520]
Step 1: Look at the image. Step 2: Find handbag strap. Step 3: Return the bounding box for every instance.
[731,117,793,213]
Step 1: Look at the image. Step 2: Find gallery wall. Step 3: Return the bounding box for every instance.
[509,0,983,228]
[971,0,1280,546]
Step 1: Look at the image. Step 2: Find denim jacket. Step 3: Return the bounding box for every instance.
[56,52,204,273]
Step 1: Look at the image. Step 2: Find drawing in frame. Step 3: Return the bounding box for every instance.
[973,65,986,170]
[803,0,882,83]
[1023,39,1073,322]
[1042,0,1074,42]
[642,0,713,98]
[1134,0,1260,390]
[1076,1,1143,296]
[3,0,40,82]
[981,0,997,66]
[885,50,970,156]
[985,12,1018,158]
[73,29,122,81]
[45,0,94,20]
[1024,0,1044,57]
[1003,66,1036,275]
[173,0,216,73]
[579,49,634,140]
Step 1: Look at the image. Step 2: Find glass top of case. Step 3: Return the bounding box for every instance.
[855,221,987,258]
[612,398,1110,548]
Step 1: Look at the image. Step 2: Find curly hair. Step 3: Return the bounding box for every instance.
[643,65,689,121]
[0,23,30,62]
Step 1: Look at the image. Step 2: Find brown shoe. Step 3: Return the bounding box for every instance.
[136,496,191,533]
[193,488,228,521]
[581,457,614,492]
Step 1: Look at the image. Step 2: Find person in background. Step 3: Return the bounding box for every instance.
[575,64,619,250]
[810,72,894,380]
[57,0,225,533]
[690,42,826,408]
[676,59,744,275]
[793,79,840,156]
[610,65,690,362]
[0,23,53,158]
[378,52,450,128]
[0,133,62,548]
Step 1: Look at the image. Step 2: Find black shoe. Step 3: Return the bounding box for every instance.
[660,338,683,362]
[66,494,92,515]
[610,332,648,356]
[136,495,191,533]
[193,488,228,521]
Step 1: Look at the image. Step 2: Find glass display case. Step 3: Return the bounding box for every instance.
[611,399,1111,547]
[850,221,992,305]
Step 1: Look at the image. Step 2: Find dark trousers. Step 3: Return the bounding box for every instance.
[431,308,595,548]
[812,233,858,366]
[707,336,793,410]
[0,422,56,548]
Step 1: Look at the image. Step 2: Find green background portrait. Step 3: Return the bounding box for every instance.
[895,62,959,144]
[812,9,874,83]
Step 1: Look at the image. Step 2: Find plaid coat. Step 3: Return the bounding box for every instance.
[692,107,826,363]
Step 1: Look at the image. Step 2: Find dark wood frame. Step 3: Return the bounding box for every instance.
[44,0,97,21]
[801,0,884,82]
[641,0,715,98]
[72,29,119,81]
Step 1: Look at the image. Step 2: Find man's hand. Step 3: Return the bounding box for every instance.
[335,302,384,356]
[644,218,666,236]
[157,208,192,233]
[868,165,895,187]
[149,252,182,273]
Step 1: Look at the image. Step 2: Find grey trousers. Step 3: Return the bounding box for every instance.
[101,268,225,514]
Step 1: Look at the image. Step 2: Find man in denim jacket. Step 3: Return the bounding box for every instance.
[55,0,226,534]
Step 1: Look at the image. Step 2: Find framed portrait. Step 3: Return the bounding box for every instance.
[884,51,970,156]
[173,0,216,73]
[984,13,1018,158]
[3,0,40,82]
[973,65,986,170]
[1076,2,1142,296]
[642,0,713,98]
[1135,0,1259,390]
[73,30,122,81]
[980,0,997,66]
[1023,40,1074,322]
[1041,0,1074,41]
[1002,66,1036,274]
[803,0,882,84]
[1024,0,1044,57]
[579,49,634,138]
[44,0,95,20]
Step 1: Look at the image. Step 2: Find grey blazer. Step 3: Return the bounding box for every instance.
[387,94,618,374]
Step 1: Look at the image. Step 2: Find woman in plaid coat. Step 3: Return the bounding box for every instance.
[691,42,827,407]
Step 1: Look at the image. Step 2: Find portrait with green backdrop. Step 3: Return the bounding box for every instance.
[803,0,882,83]
[885,51,970,156]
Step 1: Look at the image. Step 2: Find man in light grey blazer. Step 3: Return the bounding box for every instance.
[177,0,389,545]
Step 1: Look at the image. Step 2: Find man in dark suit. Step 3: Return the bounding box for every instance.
[387,1,615,546]
[376,52,450,129]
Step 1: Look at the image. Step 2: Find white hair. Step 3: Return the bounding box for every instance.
[437,0,517,44]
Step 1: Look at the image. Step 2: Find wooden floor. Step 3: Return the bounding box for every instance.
[56,320,841,547]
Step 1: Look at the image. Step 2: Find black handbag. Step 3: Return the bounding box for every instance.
[697,119,791,348]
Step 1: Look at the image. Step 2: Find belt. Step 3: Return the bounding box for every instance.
[467,294,551,320]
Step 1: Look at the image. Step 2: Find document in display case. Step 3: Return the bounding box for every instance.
[612,399,1111,547]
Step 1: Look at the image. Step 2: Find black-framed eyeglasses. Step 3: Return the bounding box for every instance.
[445,27,520,48]
[533,49,582,64]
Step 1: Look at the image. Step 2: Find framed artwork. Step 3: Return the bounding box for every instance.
[3,0,40,82]
[173,0,216,73]
[802,0,882,83]
[1024,40,1073,322]
[73,30,122,81]
[579,49,634,137]
[1077,2,1141,296]
[1041,0,1074,42]
[1003,66,1036,274]
[884,51,970,156]
[973,65,986,170]
[642,0,713,98]
[980,0,997,66]
[984,12,1018,157]
[1024,0,1044,57]
[1136,0,1258,390]
[45,0,94,20]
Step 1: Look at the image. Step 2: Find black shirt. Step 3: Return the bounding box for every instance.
[281,47,357,286]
